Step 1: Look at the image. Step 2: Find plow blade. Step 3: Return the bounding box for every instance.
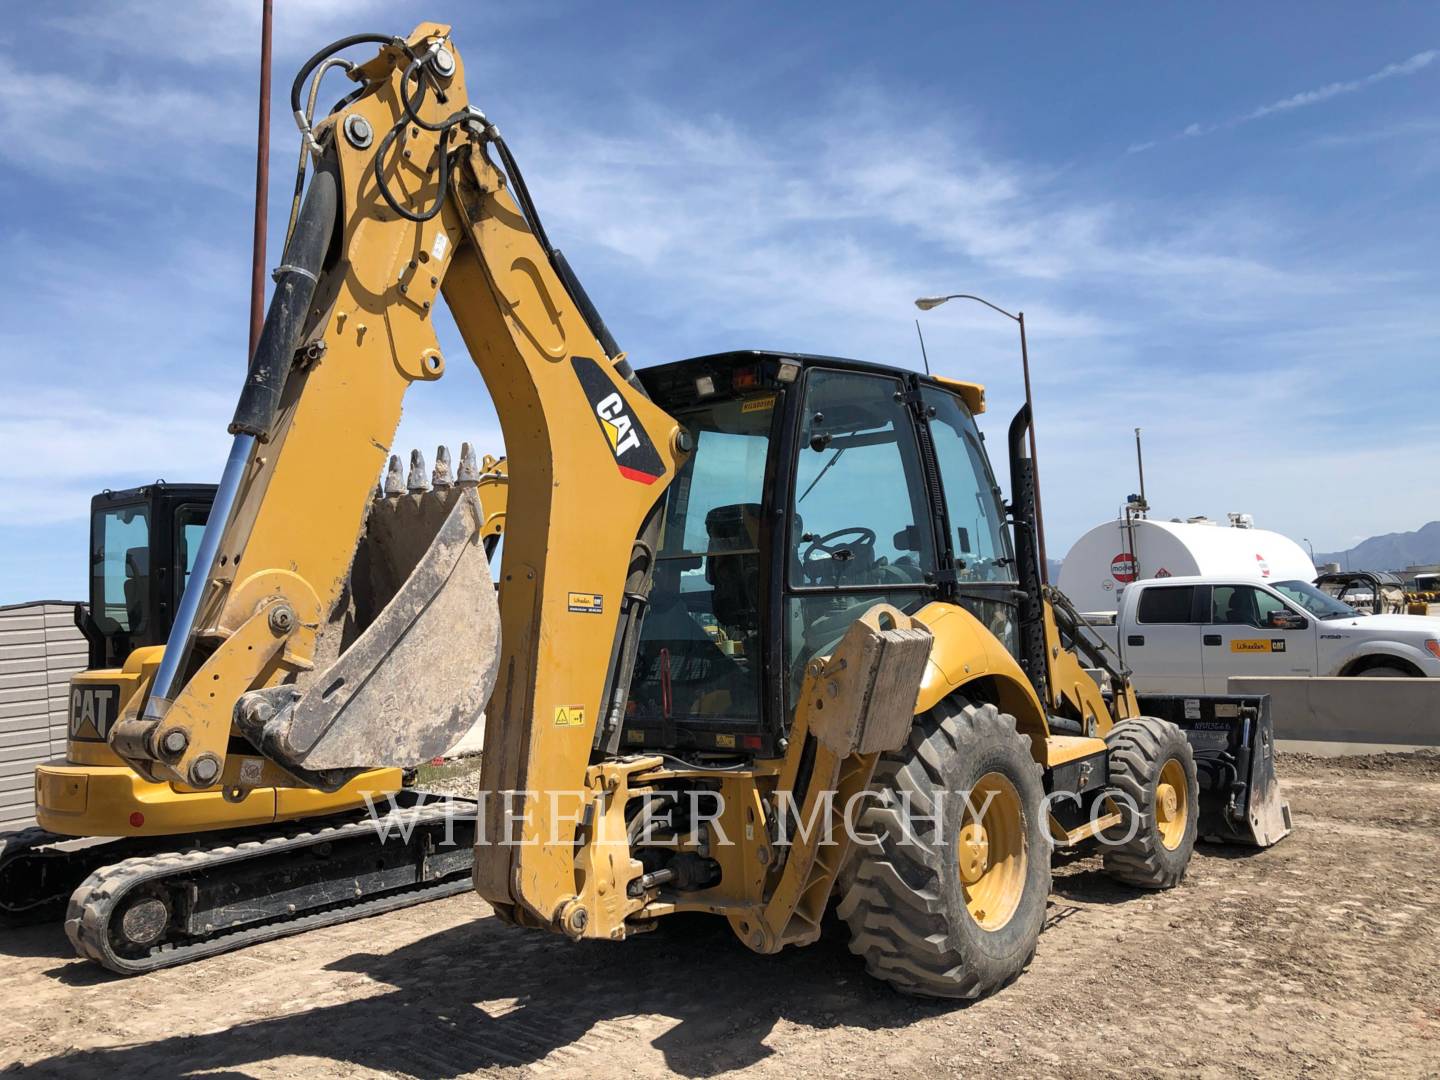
[238,485,500,774]
[1136,692,1293,847]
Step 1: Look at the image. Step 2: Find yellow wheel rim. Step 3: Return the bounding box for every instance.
[958,771,1027,931]
[1156,758,1189,850]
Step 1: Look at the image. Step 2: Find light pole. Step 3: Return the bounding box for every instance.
[1303,537,1315,563]
[915,294,1048,582]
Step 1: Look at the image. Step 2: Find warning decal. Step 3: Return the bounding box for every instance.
[554,705,586,728]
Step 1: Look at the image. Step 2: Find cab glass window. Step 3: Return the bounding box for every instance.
[91,503,151,634]
[786,369,936,700]
[174,504,210,606]
[1137,585,1195,624]
[1211,585,1286,628]
[789,370,936,589]
[922,388,1013,582]
[629,394,775,727]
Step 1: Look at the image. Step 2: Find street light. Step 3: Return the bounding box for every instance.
[1303,537,1315,562]
[915,294,1048,582]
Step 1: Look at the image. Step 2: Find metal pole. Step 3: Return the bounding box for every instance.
[1134,427,1147,508]
[248,0,273,360]
[1017,312,1048,581]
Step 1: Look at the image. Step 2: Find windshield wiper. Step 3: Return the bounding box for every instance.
[798,446,845,504]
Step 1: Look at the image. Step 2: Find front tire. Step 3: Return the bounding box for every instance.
[1101,717,1198,889]
[838,699,1050,999]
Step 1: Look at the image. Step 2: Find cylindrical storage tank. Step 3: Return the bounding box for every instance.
[1058,518,1317,614]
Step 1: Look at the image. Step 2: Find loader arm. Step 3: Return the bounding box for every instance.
[108,24,685,924]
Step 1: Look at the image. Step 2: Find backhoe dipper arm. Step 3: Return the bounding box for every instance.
[108,24,685,925]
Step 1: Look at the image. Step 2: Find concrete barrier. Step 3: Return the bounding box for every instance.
[1228,676,1440,755]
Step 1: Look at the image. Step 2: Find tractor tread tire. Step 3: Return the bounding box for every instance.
[838,699,1049,1000]
[1101,717,1198,890]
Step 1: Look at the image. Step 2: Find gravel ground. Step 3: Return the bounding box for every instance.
[2,751,1437,1078]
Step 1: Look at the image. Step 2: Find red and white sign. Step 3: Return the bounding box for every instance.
[1255,553,1271,579]
[1110,552,1137,583]
[1155,567,1172,578]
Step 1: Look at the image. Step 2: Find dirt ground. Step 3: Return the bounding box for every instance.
[3,752,1438,1079]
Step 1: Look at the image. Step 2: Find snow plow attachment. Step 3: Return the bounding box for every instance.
[237,463,500,776]
[1136,692,1293,847]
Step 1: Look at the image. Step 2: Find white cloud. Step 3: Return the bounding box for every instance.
[1131,48,1438,151]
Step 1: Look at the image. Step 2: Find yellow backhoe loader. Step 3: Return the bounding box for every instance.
[20,23,1288,990]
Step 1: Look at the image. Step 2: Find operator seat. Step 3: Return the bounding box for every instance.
[123,546,150,634]
[705,503,762,639]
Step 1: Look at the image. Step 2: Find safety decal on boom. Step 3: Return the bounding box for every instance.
[571,356,666,485]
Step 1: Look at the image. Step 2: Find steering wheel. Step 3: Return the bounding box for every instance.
[800,527,877,583]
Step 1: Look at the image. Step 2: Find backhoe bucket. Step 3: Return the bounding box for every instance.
[1136,693,1293,847]
[237,472,500,774]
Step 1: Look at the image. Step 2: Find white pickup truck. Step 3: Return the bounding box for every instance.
[1084,575,1440,694]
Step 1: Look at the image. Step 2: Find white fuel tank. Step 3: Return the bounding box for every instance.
[1058,516,1316,614]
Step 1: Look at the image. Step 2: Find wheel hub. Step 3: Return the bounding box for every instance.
[958,771,1027,931]
[1156,758,1190,851]
[958,823,991,884]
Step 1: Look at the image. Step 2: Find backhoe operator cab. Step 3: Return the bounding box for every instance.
[627,353,1014,758]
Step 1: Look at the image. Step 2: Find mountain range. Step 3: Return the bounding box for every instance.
[1314,521,1440,571]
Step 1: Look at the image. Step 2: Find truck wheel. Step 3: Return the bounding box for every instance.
[838,698,1050,999]
[1101,717,1198,889]
[1356,665,1409,678]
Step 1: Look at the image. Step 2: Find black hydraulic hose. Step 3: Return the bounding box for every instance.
[289,33,398,122]
[373,120,453,223]
[230,154,339,440]
[492,134,556,257]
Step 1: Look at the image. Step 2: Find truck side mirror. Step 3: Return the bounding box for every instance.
[1268,610,1308,630]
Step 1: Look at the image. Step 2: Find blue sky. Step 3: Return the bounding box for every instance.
[1,1,1437,602]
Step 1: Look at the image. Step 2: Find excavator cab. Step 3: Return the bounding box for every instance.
[78,483,215,669]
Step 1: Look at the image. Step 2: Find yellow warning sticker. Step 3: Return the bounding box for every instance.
[567,592,603,614]
[715,733,737,749]
[741,395,777,413]
[554,704,586,727]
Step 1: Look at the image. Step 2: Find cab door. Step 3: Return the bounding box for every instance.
[1202,583,1317,691]
[1123,583,1205,693]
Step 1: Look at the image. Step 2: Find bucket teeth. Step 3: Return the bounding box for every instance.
[407,449,430,493]
[457,442,480,485]
[432,445,453,489]
[384,454,405,497]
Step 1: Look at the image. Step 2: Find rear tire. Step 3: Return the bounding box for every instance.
[1101,717,1198,889]
[838,698,1050,999]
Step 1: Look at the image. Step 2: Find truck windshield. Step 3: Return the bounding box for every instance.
[1272,579,1358,619]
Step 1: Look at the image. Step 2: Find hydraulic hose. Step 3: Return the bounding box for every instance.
[229,154,339,440]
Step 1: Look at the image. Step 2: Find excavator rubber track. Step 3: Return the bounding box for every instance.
[41,796,477,975]
[0,827,181,926]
